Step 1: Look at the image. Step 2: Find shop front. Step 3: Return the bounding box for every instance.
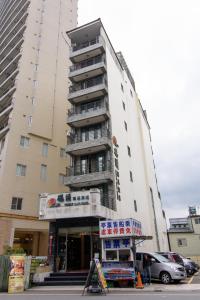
[39,189,117,272]
[54,222,101,271]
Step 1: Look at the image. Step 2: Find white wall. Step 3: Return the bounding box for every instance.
[101,27,168,252]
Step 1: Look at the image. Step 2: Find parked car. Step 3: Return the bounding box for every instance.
[180,255,200,275]
[136,252,187,284]
[157,252,198,276]
[157,252,184,266]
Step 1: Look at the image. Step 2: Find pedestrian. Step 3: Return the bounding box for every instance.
[142,254,152,285]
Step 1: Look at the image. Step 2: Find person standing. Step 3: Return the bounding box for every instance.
[142,254,152,285]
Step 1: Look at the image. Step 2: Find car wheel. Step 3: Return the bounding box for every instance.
[160,272,171,284]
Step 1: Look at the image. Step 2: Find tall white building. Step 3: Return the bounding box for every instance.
[0,0,78,255]
[39,19,168,272]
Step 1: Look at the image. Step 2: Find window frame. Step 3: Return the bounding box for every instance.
[124,121,127,131]
[127,145,131,157]
[16,164,27,176]
[130,170,133,182]
[40,164,47,181]
[42,143,48,157]
[20,136,30,148]
[11,197,22,210]
[177,238,187,247]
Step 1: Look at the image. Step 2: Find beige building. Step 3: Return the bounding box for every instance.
[168,212,200,264]
[0,0,77,255]
[39,19,168,273]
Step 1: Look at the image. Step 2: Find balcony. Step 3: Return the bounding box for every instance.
[0,42,22,72]
[0,56,19,85]
[0,122,9,140]
[70,36,105,63]
[0,0,29,36]
[0,12,28,51]
[66,129,111,156]
[67,100,110,128]
[0,25,26,61]
[69,55,106,83]
[0,3,27,39]
[0,70,18,98]
[65,161,114,188]
[68,75,108,104]
[0,87,16,112]
[0,104,13,125]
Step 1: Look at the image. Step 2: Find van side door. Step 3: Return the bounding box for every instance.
[148,254,161,279]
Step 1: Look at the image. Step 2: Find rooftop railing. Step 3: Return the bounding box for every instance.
[72,36,100,52]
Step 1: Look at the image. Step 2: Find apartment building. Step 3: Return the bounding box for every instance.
[168,207,200,264]
[0,0,78,255]
[39,19,168,271]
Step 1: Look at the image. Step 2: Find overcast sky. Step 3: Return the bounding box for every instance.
[78,0,200,222]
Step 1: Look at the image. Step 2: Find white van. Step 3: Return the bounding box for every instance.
[136,252,187,284]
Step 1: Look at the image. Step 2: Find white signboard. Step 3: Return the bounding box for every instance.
[99,218,142,238]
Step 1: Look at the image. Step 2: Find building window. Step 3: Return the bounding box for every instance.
[127,146,131,157]
[11,197,22,210]
[31,97,36,105]
[16,164,26,176]
[59,174,66,185]
[177,238,187,247]
[134,200,137,212]
[28,116,32,126]
[34,64,38,72]
[60,148,66,158]
[124,121,127,131]
[33,80,38,87]
[130,89,133,97]
[130,171,133,182]
[122,101,126,110]
[121,83,124,92]
[20,136,30,148]
[40,164,47,181]
[42,143,48,157]
[195,218,200,224]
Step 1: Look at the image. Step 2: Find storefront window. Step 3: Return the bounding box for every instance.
[119,249,130,261]
[106,250,118,261]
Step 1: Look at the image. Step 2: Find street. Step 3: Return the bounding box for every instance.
[0,272,199,300]
[0,293,200,300]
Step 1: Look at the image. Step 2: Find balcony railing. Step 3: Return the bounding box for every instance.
[68,129,111,145]
[0,120,9,132]
[69,55,105,72]
[69,75,106,94]
[68,99,108,117]
[72,36,100,52]
[66,159,112,177]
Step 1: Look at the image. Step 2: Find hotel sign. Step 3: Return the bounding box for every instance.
[46,193,89,208]
[99,218,142,238]
[39,189,105,220]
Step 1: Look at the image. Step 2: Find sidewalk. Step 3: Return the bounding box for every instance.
[28,283,200,294]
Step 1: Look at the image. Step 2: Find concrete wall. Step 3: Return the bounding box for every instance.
[0,0,78,252]
[169,232,200,258]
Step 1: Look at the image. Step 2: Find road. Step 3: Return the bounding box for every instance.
[0,293,200,300]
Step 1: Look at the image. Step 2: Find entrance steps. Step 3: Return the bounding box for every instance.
[42,271,88,286]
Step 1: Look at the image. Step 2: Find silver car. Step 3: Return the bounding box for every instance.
[136,252,187,284]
